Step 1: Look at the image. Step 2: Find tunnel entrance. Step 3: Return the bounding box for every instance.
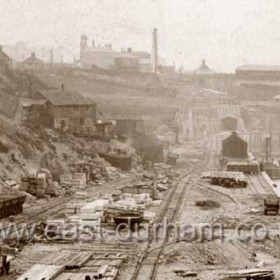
[221,117,237,131]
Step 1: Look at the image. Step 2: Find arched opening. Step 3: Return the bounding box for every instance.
[221,117,237,131]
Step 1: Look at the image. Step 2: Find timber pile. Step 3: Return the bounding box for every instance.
[221,268,274,279]
[66,192,88,215]
[60,173,87,189]
[17,264,64,280]
[20,173,47,198]
[40,251,92,269]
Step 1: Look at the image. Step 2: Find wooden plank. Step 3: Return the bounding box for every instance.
[40,252,92,268]
[55,272,95,280]
[0,246,18,256]
[17,264,64,280]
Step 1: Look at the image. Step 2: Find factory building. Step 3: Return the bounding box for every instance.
[80,34,118,70]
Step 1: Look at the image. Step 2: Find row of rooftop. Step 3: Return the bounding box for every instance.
[2,42,280,77]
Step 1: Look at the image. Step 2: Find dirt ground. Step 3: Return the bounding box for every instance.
[4,135,280,280]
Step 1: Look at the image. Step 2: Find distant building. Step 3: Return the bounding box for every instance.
[158,65,175,75]
[22,88,96,130]
[80,34,118,70]
[222,132,248,159]
[0,45,12,71]
[194,59,214,75]
[132,51,152,73]
[114,48,139,71]
[21,52,45,70]
[4,42,64,64]
[234,65,280,100]
[236,65,280,85]
[115,118,144,136]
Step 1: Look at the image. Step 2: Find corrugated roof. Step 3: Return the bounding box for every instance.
[237,65,280,72]
[37,90,96,106]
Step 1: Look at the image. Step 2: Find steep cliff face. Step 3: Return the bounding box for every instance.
[0,69,46,119]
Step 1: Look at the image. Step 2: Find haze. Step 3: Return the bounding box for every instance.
[0,0,280,72]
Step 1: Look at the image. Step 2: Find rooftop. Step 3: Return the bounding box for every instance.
[236,65,280,72]
[23,53,44,64]
[84,46,117,53]
[37,89,96,106]
[116,53,138,59]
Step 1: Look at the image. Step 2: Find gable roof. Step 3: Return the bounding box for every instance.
[23,54,44,64]
[37,90,96,106]
[223,132,247,144]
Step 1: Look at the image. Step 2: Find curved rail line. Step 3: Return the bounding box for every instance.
[131,137,216,280]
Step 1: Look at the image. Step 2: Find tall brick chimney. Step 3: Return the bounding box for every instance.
[152,28,158,74]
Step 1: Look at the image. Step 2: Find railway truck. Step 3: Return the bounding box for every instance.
[264,196,280,215]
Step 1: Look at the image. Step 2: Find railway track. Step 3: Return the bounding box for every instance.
[130,137,217,280]
[247,174,274,198]
[0,177,135,244]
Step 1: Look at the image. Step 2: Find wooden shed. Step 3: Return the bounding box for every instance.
[29,89,97,130]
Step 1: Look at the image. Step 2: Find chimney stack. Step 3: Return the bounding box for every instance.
[152,28,158,75]
[49,49,54,68]
[29,82,33,97]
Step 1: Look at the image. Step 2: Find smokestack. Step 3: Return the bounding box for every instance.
[152,28,158,74]
[29,82,33,97]
[49,49,54,68]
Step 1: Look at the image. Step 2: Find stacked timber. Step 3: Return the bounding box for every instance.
[80,199,109,221]
[60,173,86,189]
[35,173,47,198]
[221,268,274,279]
[20,173,48,198]
[17,264,64,280]
[66,192,88,215]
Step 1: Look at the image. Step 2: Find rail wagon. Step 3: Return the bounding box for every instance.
[264,196,279,215]
[202,171,247,188]
[226,161,260,174]
[0,194,26,219]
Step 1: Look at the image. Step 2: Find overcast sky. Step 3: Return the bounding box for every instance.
[0,0,280,72]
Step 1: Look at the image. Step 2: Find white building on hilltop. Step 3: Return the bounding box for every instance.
[80,34,118,70]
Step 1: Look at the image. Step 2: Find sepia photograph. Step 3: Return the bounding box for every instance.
[0,0,280,279]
